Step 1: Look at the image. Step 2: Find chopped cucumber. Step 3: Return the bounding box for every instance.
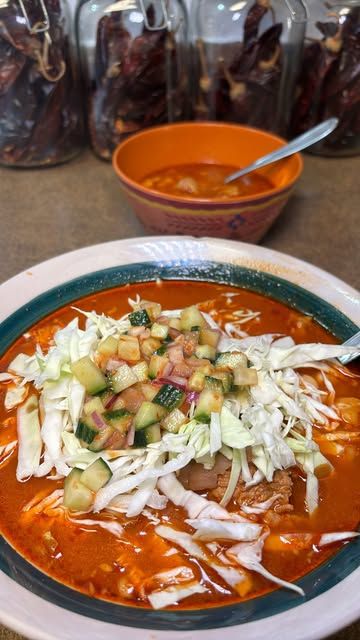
[155,344,167,356]
[83,397,104,416]
[134,401,167,430]
[98,335,118,357]
[75,418,99,444]
[63,468,93,511]
[188,370,206,392]
[153,384,185,411]
[151,322,169,340]
[140,383,158,401]
[199,327,220,348]
[71,356,107,395]
[88,426,114,452]
[193,361,213,375]
[96,388,114,403]
[140,301,162,322]
[111,396,126,410]
[215,351,248,371]
[104,408,133,433]
[131,360,149,382]
[129,309,151,326]
[162,408,186,433]
[233,366,258,386]
[108,364,138,393]
[80,458,112,492]
[204,376,224,392]
[104,408,131,419]
[191,325,201,332]
[195,344,216,360]
[141,337,161,358]
[168,318,181,330]
[118,335,141,362]
[148,353,169,379]
[194,388,224,422]
[134,423,161,447]
[180,306,205,331]
[212,371,234,393]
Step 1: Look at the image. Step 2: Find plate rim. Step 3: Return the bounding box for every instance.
[0,235,359,640]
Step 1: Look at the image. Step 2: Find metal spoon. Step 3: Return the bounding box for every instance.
[338,330,360,366]
[224,118,339,184]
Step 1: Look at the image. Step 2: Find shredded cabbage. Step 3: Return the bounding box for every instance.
[16,395,42,481]
[148,581,206,609]
[319,532,359,546]
[209,412,222,455]
[220,406,254,449]
[5,384,27,410]
[227,536,305,596]
[220,448,242,507]
[155,525,246,591]
[186,518,262,542]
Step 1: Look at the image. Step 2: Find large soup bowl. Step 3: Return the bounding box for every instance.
[112,122,303,242]
[0,237,358,640]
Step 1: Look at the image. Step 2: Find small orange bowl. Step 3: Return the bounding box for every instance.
[112,122,303,242]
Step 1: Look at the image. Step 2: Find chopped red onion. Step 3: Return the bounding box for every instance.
[106,357,126,372]
[128,326,145,337]
[158,376,187,390]
[186,391,199,404]
[105,394,118,409]
[126,423,135,447]
[162,362,174,377]
[169,327,181,340]
[168,344,184,364]
[91,411,108,431]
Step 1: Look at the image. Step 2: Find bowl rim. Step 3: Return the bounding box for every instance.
[112,121,304,206]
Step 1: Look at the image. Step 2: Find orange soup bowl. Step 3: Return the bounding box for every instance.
[112,122,303,242]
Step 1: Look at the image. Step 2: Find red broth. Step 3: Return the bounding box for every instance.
[141,163,273,199]
[0,280,359,609]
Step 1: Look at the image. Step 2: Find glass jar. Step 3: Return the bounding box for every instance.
[77,0,188,160]
[290,1,360,156]
[189,0,307,135]
[0,0,83,168]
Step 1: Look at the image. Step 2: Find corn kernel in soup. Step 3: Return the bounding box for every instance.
[141,163,274,199]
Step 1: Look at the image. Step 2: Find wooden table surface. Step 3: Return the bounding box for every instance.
[0,149,359,639]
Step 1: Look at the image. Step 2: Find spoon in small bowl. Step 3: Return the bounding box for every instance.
[224,118,339,184]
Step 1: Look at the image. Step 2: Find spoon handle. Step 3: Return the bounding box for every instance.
[337,330,360,366]
[224,118,339,184]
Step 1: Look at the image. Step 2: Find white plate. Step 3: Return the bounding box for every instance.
[0,236,359,640]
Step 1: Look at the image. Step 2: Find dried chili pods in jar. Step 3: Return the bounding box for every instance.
[77,0,188,160]
[0,0,83,168]
[190,0,306,135]
[290,1,360,156]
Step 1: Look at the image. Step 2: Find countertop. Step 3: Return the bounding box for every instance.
[0,149,359,640]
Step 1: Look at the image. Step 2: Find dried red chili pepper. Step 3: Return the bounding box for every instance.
[243,0,274,49]
[193,0,283,132]
[86,3,187,160]
[0,0,82,167]
[290,6,360,154]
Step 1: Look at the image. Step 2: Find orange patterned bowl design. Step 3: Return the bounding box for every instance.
[112,122,303,242]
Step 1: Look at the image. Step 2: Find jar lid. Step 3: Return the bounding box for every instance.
[18,0,50,34]
[106,0,170,30]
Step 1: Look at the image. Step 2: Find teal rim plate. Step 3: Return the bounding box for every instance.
[0,259,359,632]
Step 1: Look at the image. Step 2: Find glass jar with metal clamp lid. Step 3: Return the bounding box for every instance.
[77,0,188,160]
[189,0,307,136]
[289,0,360,156]
[0,0,84,167]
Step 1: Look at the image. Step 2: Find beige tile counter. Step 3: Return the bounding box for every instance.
[0,149,359,639]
